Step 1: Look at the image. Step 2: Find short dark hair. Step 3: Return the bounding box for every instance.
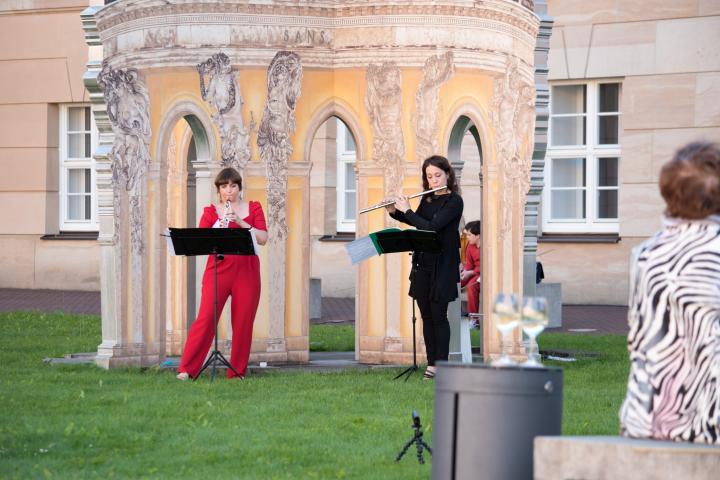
[214,167,243,191]
[421,155,458,194]
[464,220,481,235]
[659,142,720,219]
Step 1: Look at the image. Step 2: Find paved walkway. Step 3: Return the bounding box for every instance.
[551,305,629,335]
[0,289,101,316]
[0,288,629,335]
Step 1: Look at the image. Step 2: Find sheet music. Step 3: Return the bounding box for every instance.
[345,235,379,265]
[165,229,177,256]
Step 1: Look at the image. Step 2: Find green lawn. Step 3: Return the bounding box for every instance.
[310,324,355,352]
[540,333,629,435]
[0,312,630,478]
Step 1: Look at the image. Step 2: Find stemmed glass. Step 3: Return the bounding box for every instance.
[492,293,520,367]
[520,296,549,368]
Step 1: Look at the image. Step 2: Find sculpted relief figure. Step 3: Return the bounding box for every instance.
[97,61,152,327]
[197,52,251,172]
[514,84,536,185]
[258,51,302,337]
[145,27,175,49]
[97,61,152,253]
[490,57,535,237]
[365,62,405,196]
[414,52,455,163]
[258,51,303,243]
[98,62,151,194]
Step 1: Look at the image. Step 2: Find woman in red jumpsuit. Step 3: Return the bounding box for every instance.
[177,167,267,380]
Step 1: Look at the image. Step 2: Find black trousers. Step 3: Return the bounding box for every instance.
[412,268,450,367]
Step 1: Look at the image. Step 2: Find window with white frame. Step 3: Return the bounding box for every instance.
[543,81,621,234]
[59,105,98,231]
[336,118,357,233]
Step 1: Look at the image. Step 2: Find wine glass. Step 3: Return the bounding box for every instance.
[492,293,520,366]
[521,296,549,368]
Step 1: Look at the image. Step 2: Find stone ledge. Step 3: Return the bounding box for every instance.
[534,436,720,480]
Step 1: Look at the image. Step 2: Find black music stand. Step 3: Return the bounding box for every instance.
[372,229,441,381]
[168,227,255,381]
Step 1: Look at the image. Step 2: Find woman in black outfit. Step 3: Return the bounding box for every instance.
[385,155,464,380]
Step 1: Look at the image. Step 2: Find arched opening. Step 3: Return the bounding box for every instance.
[448,114,484,355]
[448,115,483,222]
[162,111,213,356]
[306,115,358,355]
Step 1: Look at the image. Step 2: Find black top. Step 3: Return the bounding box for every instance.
[389,191,464,302]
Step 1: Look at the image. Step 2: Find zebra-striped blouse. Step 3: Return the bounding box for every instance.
[620,215,720,444]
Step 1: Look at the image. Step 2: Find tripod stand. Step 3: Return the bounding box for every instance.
[395,410,432,464]
[395,256,420,381]
[195,249,240,380]
[167,227,254,381]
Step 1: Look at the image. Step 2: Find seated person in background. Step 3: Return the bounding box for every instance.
[460,220,481,320]
[619,142,720,444]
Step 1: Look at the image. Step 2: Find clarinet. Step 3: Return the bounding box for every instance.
[221,201,231,228]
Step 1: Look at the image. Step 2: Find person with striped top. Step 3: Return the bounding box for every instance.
[620,142,720,444]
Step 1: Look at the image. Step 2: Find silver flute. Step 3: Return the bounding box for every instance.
[358,186,448,214]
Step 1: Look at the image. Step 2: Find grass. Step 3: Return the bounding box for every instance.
[0,312,630,478]
[309,324,355,352]
[540,333,629,435]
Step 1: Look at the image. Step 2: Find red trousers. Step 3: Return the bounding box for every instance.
[466,275,480,314]
[179,254,261,378]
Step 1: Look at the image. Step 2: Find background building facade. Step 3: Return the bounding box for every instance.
[1,0,718,311]
[538,1,720,304]
[0,0,102,291]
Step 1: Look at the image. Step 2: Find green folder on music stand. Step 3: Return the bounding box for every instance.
[345,228,441,265]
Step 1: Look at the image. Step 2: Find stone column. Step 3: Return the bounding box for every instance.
[84,8,164,367]
[486,56,538,360]
[84,59,160,366]
[355,164,387,364]
[523,0,553,298]
[146,157,166,363]
[258,51,303,356]
[286,162,312,363]
[164,125,188,356]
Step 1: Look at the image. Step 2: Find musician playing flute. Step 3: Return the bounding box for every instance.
[384,155,464,380]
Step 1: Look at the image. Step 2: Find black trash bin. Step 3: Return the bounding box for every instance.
[432,363,563,480]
